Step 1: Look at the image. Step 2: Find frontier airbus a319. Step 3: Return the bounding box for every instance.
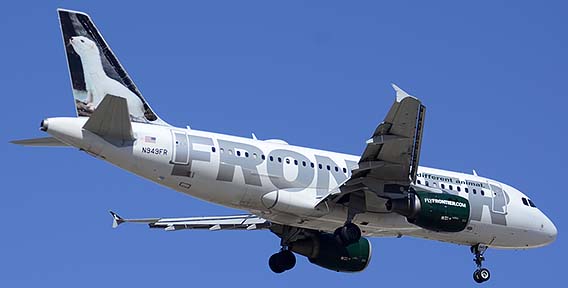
[13,9,557,283]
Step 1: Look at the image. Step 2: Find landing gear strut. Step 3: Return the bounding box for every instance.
[268,249,296,273]
[471,244,491,283]
[334,222,361,246]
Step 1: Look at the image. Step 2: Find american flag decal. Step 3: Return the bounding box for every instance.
[144,136,157,143]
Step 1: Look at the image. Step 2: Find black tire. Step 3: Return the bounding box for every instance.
[473,270,483,283]
[268,253,285,274]
[280,250,296,271]
[335,223,361,246]
[478,268,490,282]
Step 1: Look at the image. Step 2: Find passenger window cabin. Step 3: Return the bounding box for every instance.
[222,150,352,175]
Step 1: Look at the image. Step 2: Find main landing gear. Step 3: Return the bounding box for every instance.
[268,249,296,273]
[471,244,491,283]
[334,222,362,246]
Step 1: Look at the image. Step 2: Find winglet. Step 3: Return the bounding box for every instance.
[110,211,125,228]
[391,83,416,102]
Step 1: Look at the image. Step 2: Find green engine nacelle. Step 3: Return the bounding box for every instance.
[289,233,371,272]
[387,189,470,232]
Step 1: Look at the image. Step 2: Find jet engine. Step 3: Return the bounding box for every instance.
[386,189,470,232]
[289,232,371,272]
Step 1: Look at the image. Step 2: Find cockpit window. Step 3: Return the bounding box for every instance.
[522,198,529,206]
[528,199,536,208]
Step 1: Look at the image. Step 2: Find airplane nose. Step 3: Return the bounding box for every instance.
[542,215,557,244]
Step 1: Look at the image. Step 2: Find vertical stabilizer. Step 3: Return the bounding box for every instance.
[58,9,168,125]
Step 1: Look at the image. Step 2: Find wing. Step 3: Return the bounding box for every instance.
[333,84,426,204]
[110,211,270,231]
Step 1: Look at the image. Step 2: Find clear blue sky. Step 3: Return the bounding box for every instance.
[1,1,565,287]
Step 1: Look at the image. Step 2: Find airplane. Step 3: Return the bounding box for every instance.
[11,9,557,284]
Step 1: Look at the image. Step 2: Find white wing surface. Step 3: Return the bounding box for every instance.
[110,211,270,231]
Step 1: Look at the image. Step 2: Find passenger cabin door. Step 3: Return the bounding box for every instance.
[487,181,507,215]
[171,130,189,165]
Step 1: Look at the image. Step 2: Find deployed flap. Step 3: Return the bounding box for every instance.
[109,211,270,231]
[10,137,69,147]
[83,94,135,144]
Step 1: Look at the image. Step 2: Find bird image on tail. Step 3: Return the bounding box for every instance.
[58,9,167,125]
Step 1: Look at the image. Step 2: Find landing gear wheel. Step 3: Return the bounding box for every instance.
[334,222,361,246]
[478,268,490,282]
[279,250,296,271]
[471,244,491,283]
[268,250,296,273]
[268,253,285,274]
[473,268,490,283]
[473,270,482,283]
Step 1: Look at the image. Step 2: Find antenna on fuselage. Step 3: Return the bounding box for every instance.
[252,133,258,140]
[472,169,478,176]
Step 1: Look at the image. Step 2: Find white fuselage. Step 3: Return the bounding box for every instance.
[45,117,557,249]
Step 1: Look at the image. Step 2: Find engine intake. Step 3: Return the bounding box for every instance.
[386,189,470,232]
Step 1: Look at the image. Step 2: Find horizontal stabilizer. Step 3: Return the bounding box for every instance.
[109,211,270,232]
[10,136,69,147]
[83,94,135,145]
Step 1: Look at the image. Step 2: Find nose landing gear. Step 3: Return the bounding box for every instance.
[471,244,491,283]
